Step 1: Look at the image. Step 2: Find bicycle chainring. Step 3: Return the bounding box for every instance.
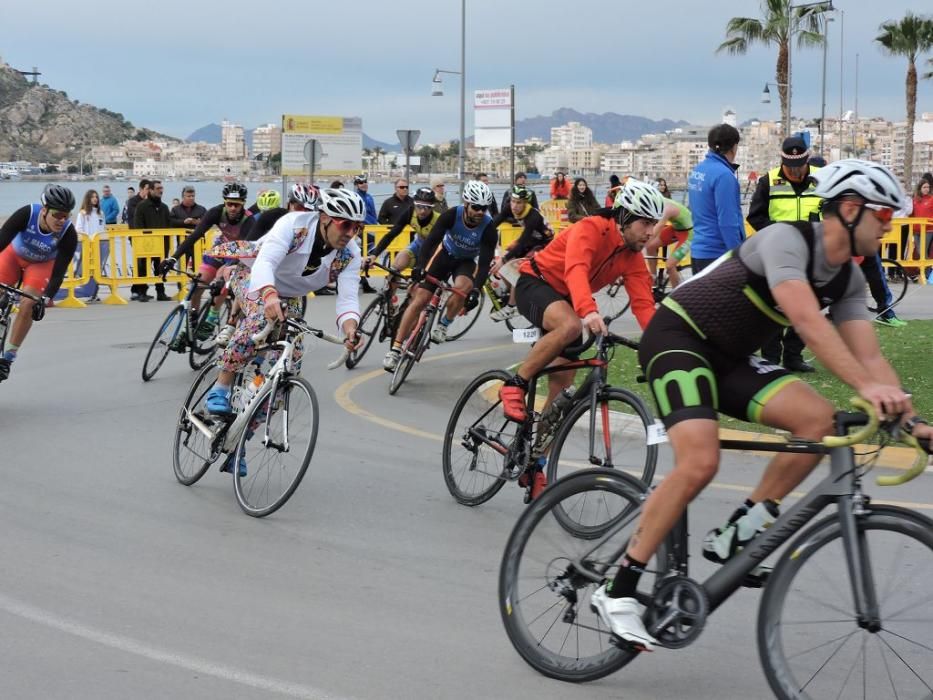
[648,575,708,649]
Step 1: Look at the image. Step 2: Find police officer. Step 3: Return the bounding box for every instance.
[746,136,821,373]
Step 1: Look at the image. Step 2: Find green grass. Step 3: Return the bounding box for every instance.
[601,320,933,432]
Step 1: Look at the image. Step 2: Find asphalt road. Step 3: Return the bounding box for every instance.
[1,286,932,699]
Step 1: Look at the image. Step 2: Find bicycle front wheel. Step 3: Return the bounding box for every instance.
[346,296,384,369]
[593,284,630,322]
[442,369,514,505]
[388,319,426,395]
[500,468,666,682]
[440,289,484,341]
[189,297,231,370]
[759,506,933,700]
[233,375,319,517]
[548,388,657,487]
[173,362,223,485]
[142,306,185,382]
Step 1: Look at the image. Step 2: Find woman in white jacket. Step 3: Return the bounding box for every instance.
[73,189,108,300]
[203,188,365,423]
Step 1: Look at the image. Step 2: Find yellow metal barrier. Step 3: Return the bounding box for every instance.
[54,233,94,308]
[884,217,933,284]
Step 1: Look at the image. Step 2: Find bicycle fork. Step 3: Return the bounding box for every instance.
[837,492,882,631]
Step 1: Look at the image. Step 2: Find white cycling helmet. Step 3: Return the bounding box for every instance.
[613,178,665,221]
[461,180,493,206]
[288,183,320,211]
[318,187,366,221]
[809,159,907,211]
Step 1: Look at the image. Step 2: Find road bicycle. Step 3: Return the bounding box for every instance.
[388,273,467,395]
[499,398,933,698]
[141,269,231,381]
[347,262,412,369]
[0,282,42,382]
[439,274,535,340]
[443,328,657,507]
[172,314,344,517]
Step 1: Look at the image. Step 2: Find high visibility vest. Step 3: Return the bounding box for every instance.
[767,165,822,222]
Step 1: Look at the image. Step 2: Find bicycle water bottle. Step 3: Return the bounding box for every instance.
[540,388,575,433]
[241,372,264,407]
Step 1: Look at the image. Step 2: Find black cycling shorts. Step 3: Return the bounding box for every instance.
[421,247,476,293]
[515,273,585,358]
[639,305,800,429]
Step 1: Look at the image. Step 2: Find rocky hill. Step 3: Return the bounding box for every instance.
[0,59,171,162]
[516,108,688,144]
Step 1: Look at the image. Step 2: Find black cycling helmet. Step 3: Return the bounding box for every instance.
[41,184,76,211]
[353,173,368,185]
[510,185,532,201]
[413,187,436,204]
[222,182,248,201]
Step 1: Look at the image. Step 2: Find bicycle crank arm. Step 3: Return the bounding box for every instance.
[185,408,217,441]
[467,427,509,456]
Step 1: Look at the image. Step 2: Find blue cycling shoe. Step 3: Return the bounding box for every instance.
[205,386,232,415]
[220,447,247,477]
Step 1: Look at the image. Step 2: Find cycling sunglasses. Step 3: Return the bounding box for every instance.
[46,209,71,220]
[863,203,894,224]
[331,218,364,234]
[467,203,488,213]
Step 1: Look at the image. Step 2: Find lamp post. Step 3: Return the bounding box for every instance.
[785,0,834,137]
[761,82,790,131]
[819,16,834,155]
[431,0,466,182]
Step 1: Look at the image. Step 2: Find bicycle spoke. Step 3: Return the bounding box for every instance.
[799,631,859,693]
[876,633,933,692]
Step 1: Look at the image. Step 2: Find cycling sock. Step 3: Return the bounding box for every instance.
[534,456,547,472]
[2,349,16,362]
[608,555,647,599]
[439,315,452,328]
[206,308,219,322]
[391,342,401,351]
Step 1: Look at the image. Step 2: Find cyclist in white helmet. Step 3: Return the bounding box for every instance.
[383,180,499,370]
[201,188,365,435]
[592,159,931,651]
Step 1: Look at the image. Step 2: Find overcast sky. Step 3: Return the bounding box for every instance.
[2,0,931,144]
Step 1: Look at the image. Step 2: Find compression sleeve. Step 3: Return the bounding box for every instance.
[503,211,548,262]
[44,226,78,298]
[370,214,410,258]
[473,225,499,289]
[0,206,31,251]
[172,205,223,259]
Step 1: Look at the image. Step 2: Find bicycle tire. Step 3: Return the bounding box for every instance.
[867,258,908,316]
[389,315,428,395]
[346,296,384,369]
[173,362,223,486]
[439,289,484,341]
[299,294,308,318]
[142,306,186,382]
[759,505,933,700]
[442,368,513,505]
[500,468,668,682]
[188,298,231,370]
[546,388,657,537]
[593,283,631,322]
[234,375,319,518]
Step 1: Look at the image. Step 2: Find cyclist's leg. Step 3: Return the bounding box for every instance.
[8,259,52,349]
[512,276,581,382]
[665,229,690,288]
[392,285,431,347]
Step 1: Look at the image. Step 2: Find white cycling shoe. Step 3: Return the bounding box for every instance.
[489,305,519,322]
[590,585,657,651]
[430,325,448,344]
[214,324,235,348]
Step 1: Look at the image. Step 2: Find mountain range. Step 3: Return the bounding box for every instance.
[186,109,689,151]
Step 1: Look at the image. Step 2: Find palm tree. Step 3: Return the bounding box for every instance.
[876,12,933,184]
[717,0,830,133]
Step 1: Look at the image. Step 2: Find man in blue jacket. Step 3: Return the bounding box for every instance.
[354,173,378,293]
[687,124,744,273]
[100,185,120,225]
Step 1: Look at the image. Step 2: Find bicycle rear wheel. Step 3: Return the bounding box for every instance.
[234,375,319,517]
[173,362,224,486]
[500,468,666,682]
[189,297,231,370]
[388,318,427,395]
[142,306,185,382]
[759,506,933,700]
[593,283,630,322]
[346,296,384,369]
[442,369,514,505]
[439,289,484,341]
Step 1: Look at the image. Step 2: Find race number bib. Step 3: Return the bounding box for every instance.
[512,328,540,343]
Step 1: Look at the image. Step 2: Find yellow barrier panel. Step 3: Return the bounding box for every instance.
[884,217,933,285]
[55,233,94,308]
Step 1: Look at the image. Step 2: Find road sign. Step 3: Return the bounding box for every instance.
[304,140,324,163]
[397,130,421,154]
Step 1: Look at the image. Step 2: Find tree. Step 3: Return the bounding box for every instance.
[717,0,830,133]
[876,12,933,184]
[924,56,933,80]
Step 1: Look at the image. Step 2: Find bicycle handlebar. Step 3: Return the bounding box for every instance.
[423,274,467,298]
[365,260,409,282]
[0,282,41,303]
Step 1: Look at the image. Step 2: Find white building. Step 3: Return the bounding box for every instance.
[252,123,281,159]
[221,120,246,160]
[550,122,593,150]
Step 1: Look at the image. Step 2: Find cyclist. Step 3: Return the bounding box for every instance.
[497,179,662,497]
[642,196,693,289]
[591,159,933,651]
[211,184,321,348]
[159,182,253,344]
[200,188,364,475]
[382,180,498,371]
[252,189,281,215]
[488,185,554,322]
[0,185,77,381]
[366,186,441,273]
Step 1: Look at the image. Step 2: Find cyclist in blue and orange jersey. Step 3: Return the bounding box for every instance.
[159,182,253,343]
[0,185,77,382]
[382,180,499,371]
[643,196,694,289]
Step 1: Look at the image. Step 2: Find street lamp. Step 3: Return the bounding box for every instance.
[430,0,466,182]
[784,0,834,137]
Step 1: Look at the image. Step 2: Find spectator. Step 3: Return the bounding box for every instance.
[121,185,137,224]
[500,171,539,212]
[566,178,600,222]
[126,180,150,300]
[170,186,207,229]
[100,184,120,225]
[377,179,413,225]
[550,171,571,200]
[72,189,108,301]
[687,123,743,273]
[171,197,181,208]
[605,174,623,207]
[476,172,499,218]
[656,178,672,198]
[330,180,344,189]
[430,175,449,214]
[912,174,933,260]
[354,174,377,225]
[132,179,172,301]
